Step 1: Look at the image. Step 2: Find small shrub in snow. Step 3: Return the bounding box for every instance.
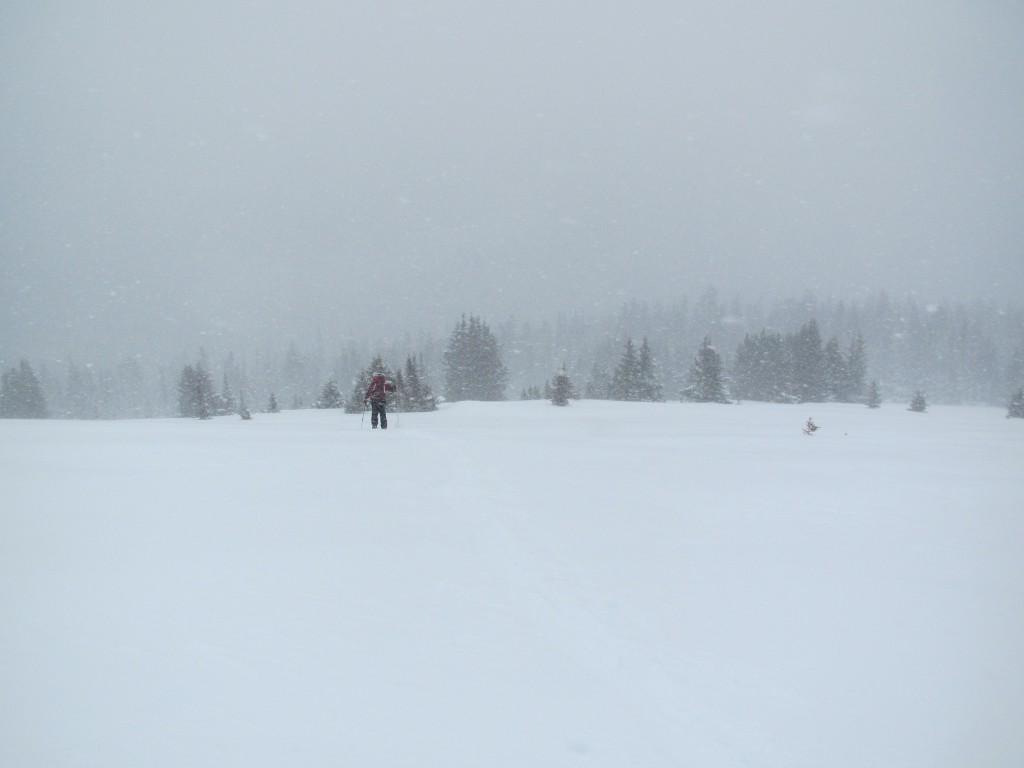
[1008,387,1024,419]
[550,368,579,407]
[909,391,927,413]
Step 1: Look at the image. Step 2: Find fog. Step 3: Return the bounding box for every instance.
[2,0,1022,360]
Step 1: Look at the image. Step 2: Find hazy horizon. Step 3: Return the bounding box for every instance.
[3,1,1023,362]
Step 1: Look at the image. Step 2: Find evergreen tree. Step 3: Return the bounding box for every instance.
[215,371,238,416]
[909,390,928,412]
[0,360,49,418]
[636,337,663,402]
[177,364,198,417]
[550,366,579,406]
[731,330,790,403]
[442,315,509,401]
[195,352,215,419]
[22,360,49,418]
[683,336,729,403]
[788,319,827,403]
[267,393,280,413]
[177,357,215,418]
[866,379,882,409]
[730,333,757,401]
[393,369,406,409]
[1007,387,1024,418]
[608,337,662,402]
[315,379,344,409]
[610,337,641,401]
[0,368,11,418]
[843,333,868,402]
[402,355,438,412]
[823,337,846,402]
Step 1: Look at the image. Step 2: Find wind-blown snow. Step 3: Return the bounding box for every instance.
[2,401,1022,766]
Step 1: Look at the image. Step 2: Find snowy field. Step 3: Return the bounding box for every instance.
[2,400,1022,767]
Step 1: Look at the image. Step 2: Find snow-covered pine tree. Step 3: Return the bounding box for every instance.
[909,390,928,412]
[215,371,238,416]
[610,338,641,401]
[1007,386,1024,418]
[402,357,422,408]
[315,379,344,409]
[866,379,882,409]
[177,356,215,419]
[637,337,663,402]
[843,333,868,402]
[281,342,309,413]
[177,365,198,417]
[1,368,13,418]
[730,330,791,403]
[823,337,846,402]
[393,370,406,409]
[196,352,215,419]
[550,366,578,406]
[266,393,280,413]
[788,319,827,403]
[0,360,49,419]
[442,314,509,401]
[402,355,438,412]
[682,336,729,403]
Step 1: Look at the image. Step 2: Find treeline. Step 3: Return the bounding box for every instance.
[730,323,867,403]
[3,291,1023,419]
[527,320,868,407]
[499,291,1023,408]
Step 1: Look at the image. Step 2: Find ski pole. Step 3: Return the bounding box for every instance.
[360,401,367,429]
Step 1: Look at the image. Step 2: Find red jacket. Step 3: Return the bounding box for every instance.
[365,374,396,402]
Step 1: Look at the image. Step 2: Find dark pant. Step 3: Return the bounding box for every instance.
[370,399,387,428]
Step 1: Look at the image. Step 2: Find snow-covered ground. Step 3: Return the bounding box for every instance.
[2,401,1022,767]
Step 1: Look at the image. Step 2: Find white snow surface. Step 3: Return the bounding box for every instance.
[2,401,1022,767]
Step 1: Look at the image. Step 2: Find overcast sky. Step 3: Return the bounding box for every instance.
[2,0,1022,359]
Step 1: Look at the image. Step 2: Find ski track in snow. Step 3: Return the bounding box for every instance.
[1,400,1023,767]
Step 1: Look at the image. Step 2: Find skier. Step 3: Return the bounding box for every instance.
[364,371,396,429]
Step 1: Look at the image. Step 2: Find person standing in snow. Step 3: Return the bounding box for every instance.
[364,371,396,429]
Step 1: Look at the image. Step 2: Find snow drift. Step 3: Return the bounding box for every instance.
[2,401,1022,766]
